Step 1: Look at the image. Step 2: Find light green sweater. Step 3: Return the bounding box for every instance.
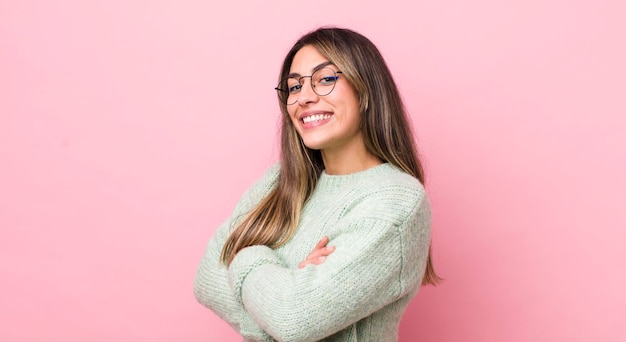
[194,163,431,342]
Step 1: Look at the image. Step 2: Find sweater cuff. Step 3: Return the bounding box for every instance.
[228,245,283,304]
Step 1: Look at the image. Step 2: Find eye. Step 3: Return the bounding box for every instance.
[315,67,340,86]
[288,84,302,93]
[319,76,339,85]
[285,77,302,94]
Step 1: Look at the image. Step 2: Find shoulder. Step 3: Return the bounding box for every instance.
[361,164,427,205]
[344,164,430,225]
[365,164,425,192]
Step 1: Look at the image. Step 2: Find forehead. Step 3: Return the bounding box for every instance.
[289,45,329,74]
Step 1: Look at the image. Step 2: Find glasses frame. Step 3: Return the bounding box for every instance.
[275,68,343,105]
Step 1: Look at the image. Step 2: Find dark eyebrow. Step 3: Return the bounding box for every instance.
[287,61,334,78]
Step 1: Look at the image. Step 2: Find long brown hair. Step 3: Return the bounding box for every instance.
[221,27,440,285]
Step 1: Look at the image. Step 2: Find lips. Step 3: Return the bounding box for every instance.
[303,113,332,123]
[299,111,333,125]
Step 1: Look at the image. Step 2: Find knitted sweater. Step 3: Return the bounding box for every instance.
[193,163,432,342]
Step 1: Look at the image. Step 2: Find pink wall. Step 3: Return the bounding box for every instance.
[1,0,624,341]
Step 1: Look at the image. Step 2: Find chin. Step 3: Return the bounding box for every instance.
[299,135,327,151]
[302,142,324,151]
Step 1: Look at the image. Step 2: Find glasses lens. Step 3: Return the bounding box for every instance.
[277,77,300,105]
[312,68,339,97]
[276,68,340,105]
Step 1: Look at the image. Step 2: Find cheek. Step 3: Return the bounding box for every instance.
[287,106,297,120]
[288,112,297,125]
[341,94,361,124]
[333,84,360,111]
[287,110,302,130]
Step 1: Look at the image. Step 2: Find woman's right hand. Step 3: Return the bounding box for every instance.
[298,236,335,269]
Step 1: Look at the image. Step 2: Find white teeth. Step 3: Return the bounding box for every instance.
[302,114,331,123]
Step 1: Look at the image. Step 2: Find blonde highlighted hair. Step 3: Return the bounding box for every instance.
[221,27,440,285]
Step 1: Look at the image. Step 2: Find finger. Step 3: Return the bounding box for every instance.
[298,256,327,269]
[304,245,335,261]
[301,246,335,265]
[314,245,335,257]
[311,256,326,265]
[314,236,329,249]
[302,247,335,265]
[298,238,334,269]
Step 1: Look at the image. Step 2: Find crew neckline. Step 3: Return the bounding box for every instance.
[316,163,394,190]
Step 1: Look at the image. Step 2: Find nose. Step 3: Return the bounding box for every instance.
[297,77,319,106]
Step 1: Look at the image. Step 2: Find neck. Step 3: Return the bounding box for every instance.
[321,139,382,175]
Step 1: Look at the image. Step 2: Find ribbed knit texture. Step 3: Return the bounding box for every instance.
[194,163,431,342]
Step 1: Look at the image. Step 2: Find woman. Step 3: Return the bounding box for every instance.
[194,27,439,341]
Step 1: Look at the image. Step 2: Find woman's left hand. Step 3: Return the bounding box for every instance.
[298,236,335,269]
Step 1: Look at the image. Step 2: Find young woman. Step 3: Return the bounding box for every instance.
[194,27,439,341]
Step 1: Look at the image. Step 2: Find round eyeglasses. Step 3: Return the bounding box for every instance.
[275,67,343,105]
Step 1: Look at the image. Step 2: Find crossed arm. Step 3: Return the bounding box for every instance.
[225,211,428,342]
[194,167,429,341]
[193,217,334,341]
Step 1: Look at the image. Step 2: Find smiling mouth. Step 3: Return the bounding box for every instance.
[302,114,332,124]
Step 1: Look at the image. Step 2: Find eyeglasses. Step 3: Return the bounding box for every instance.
[275,67,343,105]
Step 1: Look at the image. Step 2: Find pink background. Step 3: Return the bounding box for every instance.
[1,0,625,341]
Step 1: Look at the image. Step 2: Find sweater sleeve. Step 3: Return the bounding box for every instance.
[193,164,280,341]
[227,186,432,342]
